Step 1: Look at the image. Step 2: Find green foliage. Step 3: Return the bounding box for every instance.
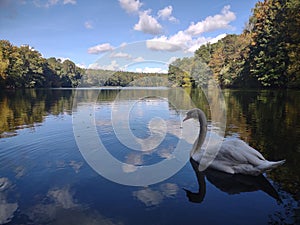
[285,0,300,87]
[168,57,196,87]
[81,69,168,87]
[0,89,74,136]
[171,0,300,89]
[3,0,300,91]
[248,0,287,87]
[0,40,170,89]
[248,0,300,88]
[0,40,84,88]
[194,43,212,64]
[168,34,251,88]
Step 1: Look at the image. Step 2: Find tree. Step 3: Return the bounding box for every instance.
[285,0,300,87]
[168,57,194,87]
[195,43,212,64]
[248,0,289,88]
[61,60,77,87]
[19,45,45,88]
[190,58,211,88]
[0,48,9,87]
[0,41,24,88]
[0,40,85,88]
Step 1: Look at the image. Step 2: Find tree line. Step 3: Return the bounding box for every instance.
[1,0,299,89]
[0,40,85,88]
[0,40,168,89]
[169,0,300,88]
[83,69,168,87]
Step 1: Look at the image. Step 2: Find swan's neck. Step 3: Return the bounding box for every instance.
[191,109,207,156]
[198,109,207,148]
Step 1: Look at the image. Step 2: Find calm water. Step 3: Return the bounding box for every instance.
[0,88,299,225]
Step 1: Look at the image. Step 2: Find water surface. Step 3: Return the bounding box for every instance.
[0,88,299,225]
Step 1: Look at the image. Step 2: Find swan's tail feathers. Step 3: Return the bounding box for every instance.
[257,159,286,172]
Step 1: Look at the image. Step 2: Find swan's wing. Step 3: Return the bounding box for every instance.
[216,138,266,166]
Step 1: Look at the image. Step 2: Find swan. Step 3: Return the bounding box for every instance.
[184,158,281,203]
[183,108,285,176]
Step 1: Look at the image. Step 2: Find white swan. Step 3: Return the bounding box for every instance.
[183,108,285,176]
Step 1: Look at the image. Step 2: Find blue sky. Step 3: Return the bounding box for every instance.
[0,0,258,71]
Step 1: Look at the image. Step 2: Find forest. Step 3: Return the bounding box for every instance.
[0,40,167,88]
[0,0,299,89]
[0,40,86,89]
[82,69,168,87]
[170,0,300,88]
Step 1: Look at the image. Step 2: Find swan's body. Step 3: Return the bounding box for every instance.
[184,108,285,176]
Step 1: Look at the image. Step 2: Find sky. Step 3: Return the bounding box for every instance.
[0,0,258,72]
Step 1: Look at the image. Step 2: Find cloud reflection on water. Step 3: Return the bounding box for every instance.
[26,186,123,225]
[0,177,18,224]
[133,183,179,206]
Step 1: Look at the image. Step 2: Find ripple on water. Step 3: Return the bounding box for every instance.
[0,115,76,171]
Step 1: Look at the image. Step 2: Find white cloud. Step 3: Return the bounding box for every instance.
[187,37,208,53]
[109,52,132,59]
[87,63,98,69]
[146,38,182,52]
[34,0,76,7]
[120,42,127,48]
[45,0,59,7]
[57,57,71,62]
[188,33,227,52]
[76,63,87,69]
[147,39,180,51]
[146,30,191,51]
[208,33,227,44]
[102,60,120,70]
[63,0,76,4]
[119,0,142,14]
[134,10,163,35]
[167,56,178,65]
[133,56,144,62]
[84,21,93,29]
[146,6,234,52]
[87,43,115,54]
[88,60,120,71]
[169,30,192,47]
[135,67,167,73]
[157,6,178,23]
[186,5,236,36]
[147,31,228,53]
[157,6,171,19]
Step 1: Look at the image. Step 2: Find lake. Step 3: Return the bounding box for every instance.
[0,88,299,225]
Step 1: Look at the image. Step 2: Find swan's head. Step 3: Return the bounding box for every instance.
[183,108,201,122]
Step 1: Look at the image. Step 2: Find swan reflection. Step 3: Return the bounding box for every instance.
[185,158,281,204]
